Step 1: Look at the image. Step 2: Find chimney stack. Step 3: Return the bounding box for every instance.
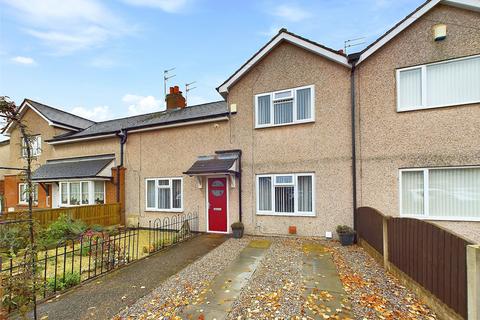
[166,85,186,110]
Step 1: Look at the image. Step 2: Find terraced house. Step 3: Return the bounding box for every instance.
[0,0,479,241]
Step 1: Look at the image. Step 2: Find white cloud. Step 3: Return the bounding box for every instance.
[121,0,189,13]
[70,105,110,121]
[2,0,131,54]
[271,4,311,22]
[122,94,163,116]
[260,26,282,37]
[11,56,36,65]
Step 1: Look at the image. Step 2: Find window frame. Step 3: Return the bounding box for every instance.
[254,85,315,128]
[18,183,38,205]
[399,166,480,221]
[145,177,184,212]
[256,173,315,217]
[21,135,42,158]
[59,180,105,207]
[396,54,480,112]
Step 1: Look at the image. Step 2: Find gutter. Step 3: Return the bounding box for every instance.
[349,56,359,235]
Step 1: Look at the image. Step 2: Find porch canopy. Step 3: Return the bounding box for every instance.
[183,151,240,176]
[32,155,115,182]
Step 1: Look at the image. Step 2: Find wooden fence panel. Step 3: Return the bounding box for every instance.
[387,217,472,319]
[356,207,384,255]
[0,203,121,226]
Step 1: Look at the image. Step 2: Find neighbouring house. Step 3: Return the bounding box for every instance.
[0,139,9,212]
[0,0,478,240]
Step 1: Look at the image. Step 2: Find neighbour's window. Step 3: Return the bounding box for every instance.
[256,173,314,216]
[21,135,41,157]
[60,181,105,206]
[19,183,38,204]
[255,85,314,127]
[146,177,183,211]
[400,167,480,220]
[397,55,480,111]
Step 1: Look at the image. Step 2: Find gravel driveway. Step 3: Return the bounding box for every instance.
[116,236,438,319]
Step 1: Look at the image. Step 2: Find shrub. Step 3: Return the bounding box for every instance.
[336,225,355,235]
[0,224,29,256]
[46,272,81,292]
[39,214,87,247]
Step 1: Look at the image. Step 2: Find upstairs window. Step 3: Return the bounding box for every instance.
[397,55,480,111]
[255,85,314,128]
[21,135,41,157]
[146,177,183,212]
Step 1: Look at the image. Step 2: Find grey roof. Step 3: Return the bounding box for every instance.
[26,99,96,130]
[49,100,228,142]
[32,157,114,181]
[184,153,238,175]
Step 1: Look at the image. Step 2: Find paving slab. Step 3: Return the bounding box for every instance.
[27,234,227,320]
[179,240,271,320]
[301,243,352,319]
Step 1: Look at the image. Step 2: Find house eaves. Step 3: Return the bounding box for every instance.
[217,28,350,95]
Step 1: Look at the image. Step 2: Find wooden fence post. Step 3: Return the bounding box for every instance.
[467,244,480,320]
[382,216,389,270]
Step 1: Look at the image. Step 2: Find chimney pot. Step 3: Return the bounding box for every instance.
[166,84,186,110]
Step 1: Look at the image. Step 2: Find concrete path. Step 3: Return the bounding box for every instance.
[301,243,351,319]
[30,234,227,320]
[179,239,271,320]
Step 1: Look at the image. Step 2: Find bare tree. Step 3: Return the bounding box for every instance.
[0,96,37,319]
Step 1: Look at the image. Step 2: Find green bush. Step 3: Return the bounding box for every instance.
[0,224,29,256]
[39,214,87,247]
[46,272,81,292]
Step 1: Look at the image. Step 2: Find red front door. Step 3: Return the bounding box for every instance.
[208,177,227,232]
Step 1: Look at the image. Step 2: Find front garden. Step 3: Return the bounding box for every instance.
[0,211,199,317]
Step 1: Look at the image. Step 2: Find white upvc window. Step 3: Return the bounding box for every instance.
[255,85,315,128]
[145,177,183,212]
[396,55,480,111]
[256,173,314,216]
[19,183,38,204]
[59,181,105,206]
[21,135,41,157]
[400,166,480,221]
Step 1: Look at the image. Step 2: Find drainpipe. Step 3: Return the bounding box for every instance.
[216,149,242,222]
[350,59,358,234]
[116,129,128,203]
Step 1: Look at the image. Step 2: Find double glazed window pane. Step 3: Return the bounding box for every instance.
[258,177,272,211]
[61,183,68,204]
[273,100,293,124]
[146,180,155,208]
[257,95,271,125]
[275,186,294,212]
[81,181,89,204]
[298,175,312,212]
[70,182,80,205]
[401,171,424,215]
[398,68,422,109]
[146,178,182,210]
[94,181,104,204]
[297,88,311,120]
[429,168,480,218]
[172,179,182,209]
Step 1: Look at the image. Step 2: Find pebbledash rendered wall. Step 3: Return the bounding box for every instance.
[355,4,480,243]
[123,41,353,237]
[227,41,353,236]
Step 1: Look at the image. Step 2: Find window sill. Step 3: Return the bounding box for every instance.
[145,209,184,213]
[256,212,316,217]
[255,119,315,129]
[400,215,480,222]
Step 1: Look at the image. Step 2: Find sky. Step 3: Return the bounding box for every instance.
[0,0,425,132]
